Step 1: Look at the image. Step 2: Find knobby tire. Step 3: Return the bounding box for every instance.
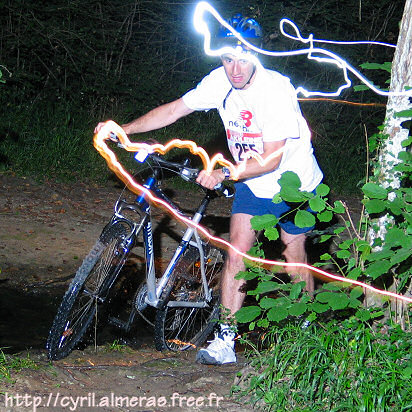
[154,245,223,352]
[47,223,131,360]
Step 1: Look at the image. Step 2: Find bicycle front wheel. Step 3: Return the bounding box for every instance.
[47,223,132,360]
[154,244,223,351]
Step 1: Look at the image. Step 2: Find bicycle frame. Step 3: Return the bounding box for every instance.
[108,169,216,313]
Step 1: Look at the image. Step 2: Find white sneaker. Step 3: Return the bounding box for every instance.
[196,329,237,365]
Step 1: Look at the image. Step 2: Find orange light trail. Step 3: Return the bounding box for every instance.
[95,120,283,181]
[298,98,386,107]
[94,121,412,305]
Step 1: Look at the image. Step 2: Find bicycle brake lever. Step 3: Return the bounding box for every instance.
[108,132,126,148]
[213,183,235,198]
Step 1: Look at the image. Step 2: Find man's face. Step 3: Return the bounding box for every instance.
[221,53,256,90]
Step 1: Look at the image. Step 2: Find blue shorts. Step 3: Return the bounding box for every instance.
[231,182,315,235]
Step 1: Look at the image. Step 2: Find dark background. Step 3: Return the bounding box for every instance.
[0,0,404,193]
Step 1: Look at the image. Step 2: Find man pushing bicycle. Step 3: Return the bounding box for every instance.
[95,13,323,365]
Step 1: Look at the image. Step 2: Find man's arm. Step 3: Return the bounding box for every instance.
[94,97,194,135]
[197,140,286,189]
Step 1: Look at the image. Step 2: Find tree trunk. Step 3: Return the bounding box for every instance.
[365,0,412,320]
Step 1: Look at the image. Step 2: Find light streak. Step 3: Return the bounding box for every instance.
[96,121,283,182]
[193,1,412,98]
[299,98,386,107]
[166,339,197,348]
[94,122,412,305]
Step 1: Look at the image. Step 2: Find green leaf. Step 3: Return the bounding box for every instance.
[316,291,336,303]
[288,302,307,316]
[386,228,410,247]
[319,234,332,243]
[316,183,330,197]
[364,199,386,214]
[360,61,391,72]
[272,193,283,204]
[295,210,316,228]
[257,318,269,328]
[329,293,350,310]
[317,210,333,222]
[264,227,280,241]
[365,260,392,279]
[267,306,288,322]
[309,196,326,212]
[347,267,362,279]
[278,171,301,189]
[350,287,363,299]
[250,214,279,231]
[354,85,370,91]
[348,297,361,308]
[356,309,371,322]
[320,253,332,260]
[310,302,329,313]
[387,197,404,215]
[397,151,412,161]
[336,249,351,259]
[401,136,412,148]
[334,226,346,235]
[339,239,354,250]
[394,109,412,118]
[355,240,371,252]
[401,366,412,379]
[390,248,412,265]
[280,186,308,202]
[366,249,393,262]
[259,297,279,309]
[323,282,342,291]
[235,270,260,280]
[290,282,303,300]
[254,281,283,294]
[316,291,349,310]
[333,200,345,214]
[235,306,261,323]
[362,182,388,199]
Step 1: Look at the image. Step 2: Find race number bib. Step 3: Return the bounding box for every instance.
[226,129,264,162]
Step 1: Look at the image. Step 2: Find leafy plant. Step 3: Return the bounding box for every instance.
[233,319,412,411]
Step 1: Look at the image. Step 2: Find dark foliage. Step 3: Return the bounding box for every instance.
[0,0,405,191]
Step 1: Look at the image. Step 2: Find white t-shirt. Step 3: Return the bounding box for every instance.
[182,63,323,198]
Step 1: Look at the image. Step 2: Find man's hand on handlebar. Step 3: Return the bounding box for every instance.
[196,169,225,190]
[94,122,107,135]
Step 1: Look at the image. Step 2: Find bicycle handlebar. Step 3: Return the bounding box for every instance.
[130,145,235,199]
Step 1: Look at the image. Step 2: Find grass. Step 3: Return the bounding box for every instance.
[103,339,131,353]
[233,319,412,411]
[0,349,39,383]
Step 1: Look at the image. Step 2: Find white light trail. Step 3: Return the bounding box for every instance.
[193,1,411,98]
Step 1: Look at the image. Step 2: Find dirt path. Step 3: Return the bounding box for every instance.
[0,173,253,412]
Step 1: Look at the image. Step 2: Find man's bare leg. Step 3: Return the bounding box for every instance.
[280,229,314,293]
[196,213,256,364]
[221,213,256,318]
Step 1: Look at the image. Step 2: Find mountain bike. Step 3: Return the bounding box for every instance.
[46,144,233,360]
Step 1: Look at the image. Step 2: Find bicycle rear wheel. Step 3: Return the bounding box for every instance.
[47,222,132,360]
[154,244,223,351]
